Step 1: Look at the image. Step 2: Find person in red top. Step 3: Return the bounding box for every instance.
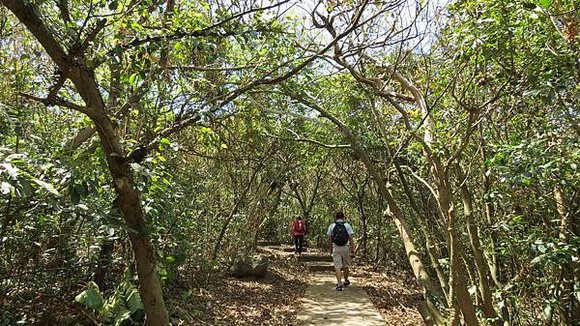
[290,216,307,254]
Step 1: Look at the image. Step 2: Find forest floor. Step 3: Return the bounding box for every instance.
[167,252,425,325]
[2,250,423,325]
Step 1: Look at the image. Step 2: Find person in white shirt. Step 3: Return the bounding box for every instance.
[326,211,354,291]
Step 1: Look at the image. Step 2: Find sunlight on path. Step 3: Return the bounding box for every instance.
[297,273,387,325]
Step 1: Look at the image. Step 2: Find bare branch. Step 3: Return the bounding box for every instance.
[67,126,97,152]
[401,165,440,209]
[166,64,259,72]
[445,110,478,169]
[79,18,107,53]
[18,92,92,115]
[46,72,67,102]
[264,132,350,149]
[55,0,71,24]
[217,0,371,109]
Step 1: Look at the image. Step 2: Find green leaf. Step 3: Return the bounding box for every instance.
[126,288,143,314]
[159,138,171,145]
[536,0,552,9]
[537,244,547,253]
[531,254,545,265]
[112,308,132,326]
[75,282,104,311]
[108,0,118,11]
[521,177,531,186]
[129,73,138,86]
[0,163,19,178]
[543,303,553,319]
[17,179,33,197]
[1,181,14,195]
[33,179,60,196]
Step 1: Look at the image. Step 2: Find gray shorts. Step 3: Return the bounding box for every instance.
[332,245,351,269]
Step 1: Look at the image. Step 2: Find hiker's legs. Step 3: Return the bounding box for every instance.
[343,267,349,281]
[332,245,348,284]
[334,267,342,284]
[343,249,352,282]
[293,236,299,253]
[297,235,304,253]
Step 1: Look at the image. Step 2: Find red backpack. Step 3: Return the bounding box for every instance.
[295,220,306,234]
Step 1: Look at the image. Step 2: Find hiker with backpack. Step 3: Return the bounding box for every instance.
[290,216,307,254]
[327,211,354,291]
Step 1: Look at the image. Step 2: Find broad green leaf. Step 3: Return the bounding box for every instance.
[75,282,104,311]
[521,177,531,186]
[536,0,552,9]
[126,289,143,314]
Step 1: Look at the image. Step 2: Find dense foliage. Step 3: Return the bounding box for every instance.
[0,0,578,325]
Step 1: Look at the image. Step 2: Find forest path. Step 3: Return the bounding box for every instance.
[296,272,387,325]
[258,241,388,325]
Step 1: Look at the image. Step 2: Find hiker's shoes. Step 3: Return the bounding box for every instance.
[343,279,351,287]
[335,283,344,291]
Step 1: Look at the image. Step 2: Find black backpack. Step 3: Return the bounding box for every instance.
[331,222,349,246]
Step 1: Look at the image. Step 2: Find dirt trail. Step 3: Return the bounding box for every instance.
[297,273,387,325]
[258,241,424,326]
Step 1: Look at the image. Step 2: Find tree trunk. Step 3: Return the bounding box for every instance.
[553,186,576,325]
[479,127,501,288]
[422,226,450,302]
[2,2,170,323]
[435,171,479,326]
[389,67,478,325]
[357,189,368,259]
[456,164,500,323]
